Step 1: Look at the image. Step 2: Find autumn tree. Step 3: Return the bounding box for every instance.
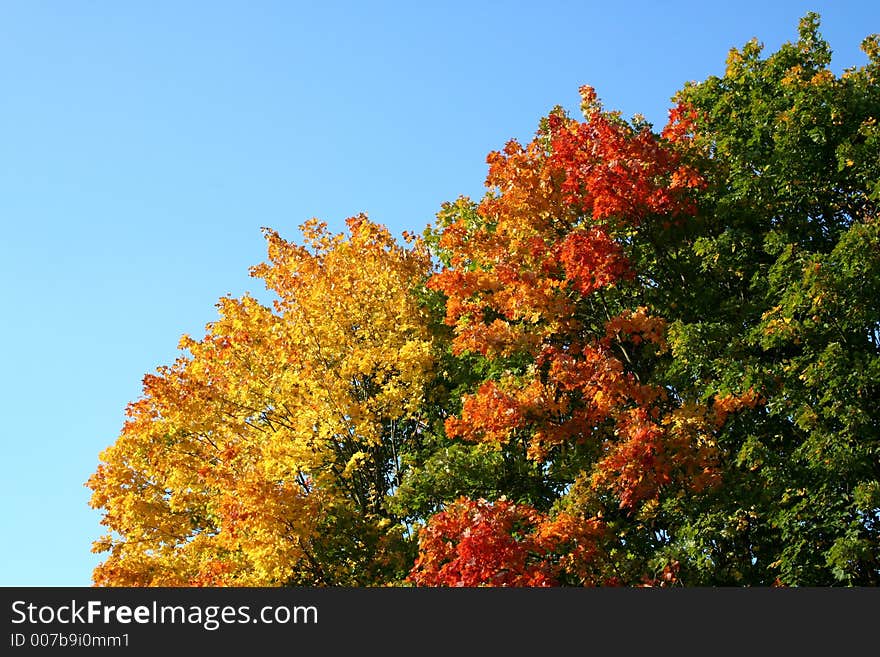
[406,13,879,586]
[89,13,879,587]
[88,217,435,585]
[404,81,729,585]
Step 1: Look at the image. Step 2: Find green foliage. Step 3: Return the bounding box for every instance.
[638,12,880,585]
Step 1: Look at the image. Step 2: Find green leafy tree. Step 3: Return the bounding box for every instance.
[654,12,880,585]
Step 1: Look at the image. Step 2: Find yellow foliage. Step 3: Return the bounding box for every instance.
[87,216,434,586]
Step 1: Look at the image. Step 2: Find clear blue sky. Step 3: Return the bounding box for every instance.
[1,1,876,587]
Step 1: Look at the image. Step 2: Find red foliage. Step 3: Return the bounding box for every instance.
[546,86,704,222]
[425,88,719,513]
[408,497,557,587]
[408,497,613,587]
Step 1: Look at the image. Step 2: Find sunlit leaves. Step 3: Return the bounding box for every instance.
[407,497,607,587]
[89,12,880,588]
[88,217,434,586]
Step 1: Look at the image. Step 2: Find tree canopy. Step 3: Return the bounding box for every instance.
[88,13,880,586]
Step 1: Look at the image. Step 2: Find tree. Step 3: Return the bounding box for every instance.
[88,217,435,585]
[655,13,880,585]
[408,13,879,586]
[411,81,742,586]
[88,13,880,586]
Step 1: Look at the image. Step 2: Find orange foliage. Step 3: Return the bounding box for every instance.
[427,88,724,514]
[408,497,608,587]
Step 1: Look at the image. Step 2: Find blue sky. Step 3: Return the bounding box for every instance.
[1,1,877,586]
